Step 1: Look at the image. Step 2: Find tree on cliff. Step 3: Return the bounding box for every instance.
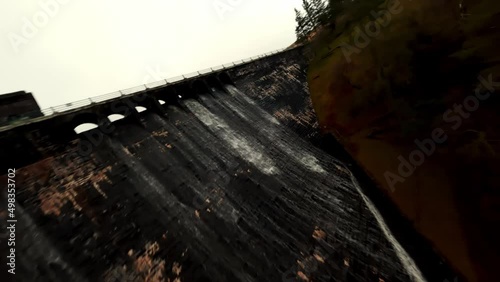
[311,0,327,22]
[295,8,309,41]
[294,0,330,41]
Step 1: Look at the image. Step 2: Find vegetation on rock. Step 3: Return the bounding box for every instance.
[297,0,500,281]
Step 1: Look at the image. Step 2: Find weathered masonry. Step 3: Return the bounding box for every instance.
[0,46,459,282]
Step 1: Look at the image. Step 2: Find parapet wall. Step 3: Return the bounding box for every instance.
[0,45,312,172]
[0,47,297,131]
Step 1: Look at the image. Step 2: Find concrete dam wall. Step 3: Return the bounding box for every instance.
[0,47,457,281]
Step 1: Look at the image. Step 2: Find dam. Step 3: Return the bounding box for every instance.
[0,47,458,281]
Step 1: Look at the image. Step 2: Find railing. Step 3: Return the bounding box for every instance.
[0,47,288,129]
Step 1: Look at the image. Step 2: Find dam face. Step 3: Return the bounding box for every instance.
[0,48,455,281]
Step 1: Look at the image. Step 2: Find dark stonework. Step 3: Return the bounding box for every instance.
[0,91,42,125]
[0,48,460,282]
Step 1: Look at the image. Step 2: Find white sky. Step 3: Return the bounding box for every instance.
[0,0,303,109]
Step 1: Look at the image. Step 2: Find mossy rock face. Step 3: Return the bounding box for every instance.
[308,0,500,281]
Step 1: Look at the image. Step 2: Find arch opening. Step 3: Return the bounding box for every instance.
[74,123,99,134]
[108,114,125,122]
[135,106,147,113]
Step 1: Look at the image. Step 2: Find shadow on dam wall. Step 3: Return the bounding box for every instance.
[0,47,460,281]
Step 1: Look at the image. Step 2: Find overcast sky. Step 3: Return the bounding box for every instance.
[0,0,303,109]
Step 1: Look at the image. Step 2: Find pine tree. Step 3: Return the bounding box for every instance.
[295,8,308,40]
[311,0,327,22]
[311,0,326,10]
[302,0,316,26]
[294,0,331,41]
